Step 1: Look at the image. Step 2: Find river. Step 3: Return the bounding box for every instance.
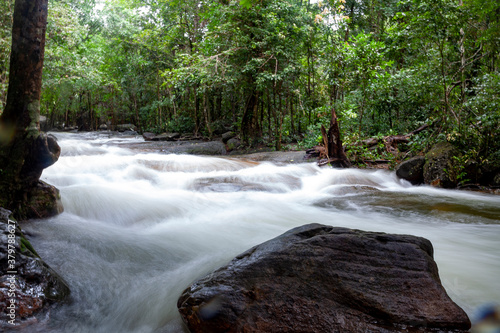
[21,132,500,332]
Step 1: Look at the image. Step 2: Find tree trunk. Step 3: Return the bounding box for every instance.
[0,0,62,219]
[241,89,258,144]
[319,108,351,168]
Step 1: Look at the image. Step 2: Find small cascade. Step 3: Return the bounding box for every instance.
[20,132,500,332]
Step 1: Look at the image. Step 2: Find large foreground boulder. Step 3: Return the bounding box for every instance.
[0,208,70,326]
[178,224,470,333]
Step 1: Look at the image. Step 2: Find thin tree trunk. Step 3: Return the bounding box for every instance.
[267,90,271,139]
[157,70,162,130]
[203,90,212,137]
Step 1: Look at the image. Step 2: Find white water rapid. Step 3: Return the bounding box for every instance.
[21,132,500,332]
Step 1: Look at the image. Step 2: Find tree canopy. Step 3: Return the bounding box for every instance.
[0,0,499,167]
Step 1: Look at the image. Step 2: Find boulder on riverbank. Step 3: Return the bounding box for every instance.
[423,142,460,188]
[0,208,70,326]
[396,142,461,188]
[396,155,425,185]
[178,223,470,333]
[116,123,137,132]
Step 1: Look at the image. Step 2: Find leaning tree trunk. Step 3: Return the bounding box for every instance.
[0,0,62,220]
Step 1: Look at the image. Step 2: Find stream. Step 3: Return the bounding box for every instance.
[21,132,500,332]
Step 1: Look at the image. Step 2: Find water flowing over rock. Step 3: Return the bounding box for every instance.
[178,223,470,333]
[0,208,70,325]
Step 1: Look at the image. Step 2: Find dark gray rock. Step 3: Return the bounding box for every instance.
[178,223,470,333]
[226,138,241,151]
[0,208,70,324]
[494,173,500,186]
[142,132,156,141]
[25,181,64,219]
[423,142,459,188]
[152,133,181,141]
[121,130,138,136]
[479,156,500,187]
[116,123,136,132]
[396,156,425,184]
[222,132,236,144]
[180,141,227,155]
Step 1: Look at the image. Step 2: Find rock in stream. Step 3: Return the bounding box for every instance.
[0,208,69,326]
[178,223,470,333]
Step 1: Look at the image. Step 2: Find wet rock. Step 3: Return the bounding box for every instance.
[116,124,136,132]
[0,208,70,325]
[423,142,459,188]
[25,181,64,219]
[396,156,425,184]
[170,141,227,156]
[222,132,236,144]
[22,133,61,186]
[479,156,500,187]
[142,132,156,141]
[231,151,314,164]
[121,130,138,136]
[178,223,470,333]
[226,138,241,151]
[152,133,181,141]
[99,124,108,130]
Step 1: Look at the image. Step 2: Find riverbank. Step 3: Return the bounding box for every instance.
[55,130,500,195]
[4,132,499,332]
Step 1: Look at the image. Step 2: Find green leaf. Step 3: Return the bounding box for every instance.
[239,0,253,9]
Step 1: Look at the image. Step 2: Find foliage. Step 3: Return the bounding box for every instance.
[0,0,14,111]
[2,0,498,165]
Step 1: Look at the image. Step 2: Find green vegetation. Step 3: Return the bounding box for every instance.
[1,0,499,163]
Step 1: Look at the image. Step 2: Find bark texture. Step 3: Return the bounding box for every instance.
[0,0,62,219]
[319,109,351,168]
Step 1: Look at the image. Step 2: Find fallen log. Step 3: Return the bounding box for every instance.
[356,124,430,154]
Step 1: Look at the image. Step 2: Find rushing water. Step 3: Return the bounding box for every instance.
[20,132,500,332]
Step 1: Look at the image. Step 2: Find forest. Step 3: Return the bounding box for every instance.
[1,1,500,330]
[1,0,499,163]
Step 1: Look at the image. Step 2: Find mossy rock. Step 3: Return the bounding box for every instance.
[423,142,460,188]
[24,181,64,219]
[0,208,70,325]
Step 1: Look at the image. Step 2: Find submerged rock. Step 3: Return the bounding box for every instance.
[0,208,70,326]
[178,223,470,333]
